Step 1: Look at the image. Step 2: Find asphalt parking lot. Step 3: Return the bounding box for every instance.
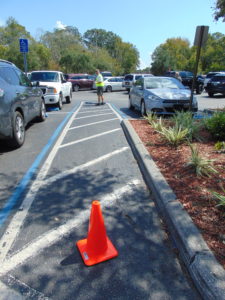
[0,91,203,299]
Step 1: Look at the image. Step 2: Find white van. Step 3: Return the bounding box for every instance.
[122,73,153,91]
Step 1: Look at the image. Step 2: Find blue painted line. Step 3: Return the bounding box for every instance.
[110,103,128,119]
[0,103,80,227]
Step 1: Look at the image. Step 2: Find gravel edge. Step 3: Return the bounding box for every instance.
[121,119,225,300]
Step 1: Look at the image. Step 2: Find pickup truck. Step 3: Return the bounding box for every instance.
[30,71,72,109]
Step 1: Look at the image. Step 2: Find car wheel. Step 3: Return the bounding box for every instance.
[106,86,112,92]
[74,84,79,92]
[37,100,46,122]
[58,94,63,109]
[208,92,214,97]
[129,96,134,110]
[10,111,25,148]
[66,90,72,103]
[141,100,146,117]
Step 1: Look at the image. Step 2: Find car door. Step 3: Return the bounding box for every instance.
[14,68,42,121]
[131,78,144,109]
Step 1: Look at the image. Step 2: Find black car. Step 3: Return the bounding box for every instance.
[0,60,46,148]
[205,74,225,97]
[165,71,204,94]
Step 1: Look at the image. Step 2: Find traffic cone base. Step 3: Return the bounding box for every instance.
[77,236,118,266]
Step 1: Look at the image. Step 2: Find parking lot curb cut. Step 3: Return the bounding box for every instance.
[121,119,225,300]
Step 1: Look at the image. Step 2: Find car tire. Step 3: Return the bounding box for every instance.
[129,96,134,110]
[37,100,46,122]
[208,92,214,97]
[74,84,79,92]
[66,90,72,103]
[106,86,112,92]
[9,111,25,148]
[141,100,146,117]
[58,94,63,109]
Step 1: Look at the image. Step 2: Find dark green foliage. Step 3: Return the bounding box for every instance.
[204,112,225,141]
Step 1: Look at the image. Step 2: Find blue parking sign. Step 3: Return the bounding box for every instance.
[19,39,29,53]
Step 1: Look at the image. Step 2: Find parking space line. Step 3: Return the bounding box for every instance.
[59,128,121,149]
[78,109,111,114]
[69,118,119,130]
[44,147,129,186]
[75,112,114,120]
[0,179,141,277]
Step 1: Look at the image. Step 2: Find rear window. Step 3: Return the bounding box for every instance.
[211,76,225,82]
[30,72,59,82]
[124,75,134,81]
[206,72,219,79]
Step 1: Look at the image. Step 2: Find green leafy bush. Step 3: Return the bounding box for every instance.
[186,144,218,177]
[157,126,189,147]
[214,141,225,150]
[204,112,225,141]
[172,111,201,141]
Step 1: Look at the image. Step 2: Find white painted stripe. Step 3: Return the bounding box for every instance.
[59,128,121,149]
[78,109,111,114]
[74,112,114,120]
[108,103,123,121]
[0,102,83,264]
[44,147,129,185]
[69,118,119,130]
[0,180,141,276]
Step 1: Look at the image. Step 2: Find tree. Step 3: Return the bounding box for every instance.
[213,0,225,21]
[151,38,191,75]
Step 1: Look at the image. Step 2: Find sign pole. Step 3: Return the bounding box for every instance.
[23,52,28,75]
[190,26,209,110]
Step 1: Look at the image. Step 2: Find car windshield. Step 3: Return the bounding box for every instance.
[144,77,184,89]
[30,72,59,82]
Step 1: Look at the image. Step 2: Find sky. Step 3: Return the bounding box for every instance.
[1,0,225,69]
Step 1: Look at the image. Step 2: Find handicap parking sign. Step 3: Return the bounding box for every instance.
[19,39,29,53]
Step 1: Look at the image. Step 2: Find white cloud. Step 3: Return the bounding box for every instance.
[55,21,67,30]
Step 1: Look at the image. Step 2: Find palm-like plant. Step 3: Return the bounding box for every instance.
[157,126,189,147]
[186,143,218,177]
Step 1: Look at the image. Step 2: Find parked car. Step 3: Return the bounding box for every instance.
[165,71,204,94]
[205,73,225,97]
[0,60,46,148]
[101,71,112,77]
[66,73,94,92]
[203,71,225,88]
[92,76,125,92]
[129,76,198,116]
[30,71,72,109]
[122,73,153,92]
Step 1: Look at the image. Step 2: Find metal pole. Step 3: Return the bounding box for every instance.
[190,26,204,110]
[23,52,28,75]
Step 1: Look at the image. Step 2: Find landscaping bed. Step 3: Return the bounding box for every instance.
[130,118,225,269]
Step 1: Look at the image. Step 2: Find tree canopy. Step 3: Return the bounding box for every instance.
[213,0,225,21]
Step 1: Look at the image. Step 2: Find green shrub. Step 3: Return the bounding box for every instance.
[211,190,225,208]
[172,111,202,141]
[204,112,225,141]
[214,141,225,150]
[157,126,189,147]
[186,144,218,177]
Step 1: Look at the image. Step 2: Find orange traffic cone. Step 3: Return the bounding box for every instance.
[76,200,118,266]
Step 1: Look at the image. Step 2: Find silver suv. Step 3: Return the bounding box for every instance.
[122,73,153,92]
[0,60,46,148]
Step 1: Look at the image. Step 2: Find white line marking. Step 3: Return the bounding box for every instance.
[108,103,123,121]
[78,109,111,114]
[0,180,141,276]
[44,147,129,185]
[59,128,122,149]
[74,112,114,120]
[69,118,119,130]
[0,102,83,264]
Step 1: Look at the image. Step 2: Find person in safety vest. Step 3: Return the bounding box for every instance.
[95,69,105,105]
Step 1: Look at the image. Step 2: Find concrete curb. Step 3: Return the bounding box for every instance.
[121,119,225,300]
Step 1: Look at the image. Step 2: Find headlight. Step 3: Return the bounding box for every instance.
[47,87,58,94]
[147,95,160,101]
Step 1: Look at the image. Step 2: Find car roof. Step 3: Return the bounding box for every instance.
[0,59,16,67]
[31,70,62,73]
